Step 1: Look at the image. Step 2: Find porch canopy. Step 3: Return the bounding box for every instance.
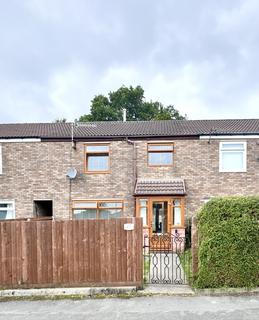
[134,179,186,196]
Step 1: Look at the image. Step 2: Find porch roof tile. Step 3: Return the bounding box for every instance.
[134,179,185,196]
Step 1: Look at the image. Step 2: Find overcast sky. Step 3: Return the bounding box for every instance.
[1,0,259,123]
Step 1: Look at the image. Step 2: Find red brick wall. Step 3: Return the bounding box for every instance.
[0,138,258,220]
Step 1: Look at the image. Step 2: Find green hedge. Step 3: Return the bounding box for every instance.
[195,196,259,288]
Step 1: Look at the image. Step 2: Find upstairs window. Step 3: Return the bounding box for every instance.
[148,143,174,166]
[0,201,15,220]
[84,144,110,173]
[219,142,247,172]
[73,200,123,220]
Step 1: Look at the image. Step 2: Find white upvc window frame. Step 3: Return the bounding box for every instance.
[219,141,247,173]
[0,145,2,174]
[0,200,15,220]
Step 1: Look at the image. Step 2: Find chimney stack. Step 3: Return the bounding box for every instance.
[122,108,127,122]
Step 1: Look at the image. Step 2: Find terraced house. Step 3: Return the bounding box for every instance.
[0,119,259,238]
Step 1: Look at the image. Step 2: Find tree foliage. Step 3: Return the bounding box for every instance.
[54,118,67,123]
[79,85,186,122]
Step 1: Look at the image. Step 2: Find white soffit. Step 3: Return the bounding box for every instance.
[0,145,2,174]
[0,138,41,143]
[199,135,259,140]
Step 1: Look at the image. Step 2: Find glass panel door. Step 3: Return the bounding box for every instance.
[152,201,168,234]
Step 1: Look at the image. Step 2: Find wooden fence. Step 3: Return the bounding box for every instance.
[0,218,143,288]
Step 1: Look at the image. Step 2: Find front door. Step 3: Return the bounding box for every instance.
[151,201,169,234]
[150,199,171,250]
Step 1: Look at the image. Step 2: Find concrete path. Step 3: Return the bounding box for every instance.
[0,296,258,319]
[147,253,188,284]
[143,284,194,295]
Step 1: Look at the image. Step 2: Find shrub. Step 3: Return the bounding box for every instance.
[195,196,259,288]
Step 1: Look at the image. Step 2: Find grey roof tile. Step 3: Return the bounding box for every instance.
[0,119,259,139]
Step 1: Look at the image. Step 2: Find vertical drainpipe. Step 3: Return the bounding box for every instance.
[69,122,74,220]
[126,138,137,217]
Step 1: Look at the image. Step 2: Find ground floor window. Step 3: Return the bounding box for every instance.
[139,199,148,226]
[136,197,185,233]
[0,200,15,220]
[72,200,124,220]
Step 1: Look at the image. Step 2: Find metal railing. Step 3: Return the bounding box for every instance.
[143,233,192,285]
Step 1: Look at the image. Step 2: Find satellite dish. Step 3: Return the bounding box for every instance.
[66,167,77,179]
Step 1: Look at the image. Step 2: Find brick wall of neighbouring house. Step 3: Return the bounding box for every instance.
[0,138,259,220]
[0,141,135,219]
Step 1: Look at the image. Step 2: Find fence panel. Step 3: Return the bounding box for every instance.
[0,218,143,288]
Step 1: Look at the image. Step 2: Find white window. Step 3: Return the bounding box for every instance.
[219,142,247,172]
[0,201,15,220]
[0,145,2,174]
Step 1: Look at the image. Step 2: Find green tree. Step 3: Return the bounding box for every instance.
[79,95,118,122]
[54,118,67,123]
[154,105,186,120]
[79,85,185,122]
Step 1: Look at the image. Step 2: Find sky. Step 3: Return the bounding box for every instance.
[1,0,259,123]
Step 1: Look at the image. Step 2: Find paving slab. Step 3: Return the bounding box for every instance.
[141,284,195,296]
[146,253,189,285]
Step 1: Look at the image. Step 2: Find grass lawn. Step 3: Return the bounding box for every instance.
[143,255,150,283]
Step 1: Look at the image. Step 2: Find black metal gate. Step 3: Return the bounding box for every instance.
[143,233,191,285]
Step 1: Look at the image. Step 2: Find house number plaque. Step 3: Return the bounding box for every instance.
[124,223,134,231]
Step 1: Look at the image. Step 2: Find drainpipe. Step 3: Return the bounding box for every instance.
[126,138,138,196]
[71,122,77,149]
[69,122,76,220]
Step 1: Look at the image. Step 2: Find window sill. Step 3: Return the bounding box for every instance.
[219,169,247,173]
[148,164,174,167]
[84,171,111,174]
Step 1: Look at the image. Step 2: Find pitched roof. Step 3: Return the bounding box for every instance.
[0,119,259,139]
[134,179,186,196]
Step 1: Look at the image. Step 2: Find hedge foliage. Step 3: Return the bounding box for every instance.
[195,196,259,288]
